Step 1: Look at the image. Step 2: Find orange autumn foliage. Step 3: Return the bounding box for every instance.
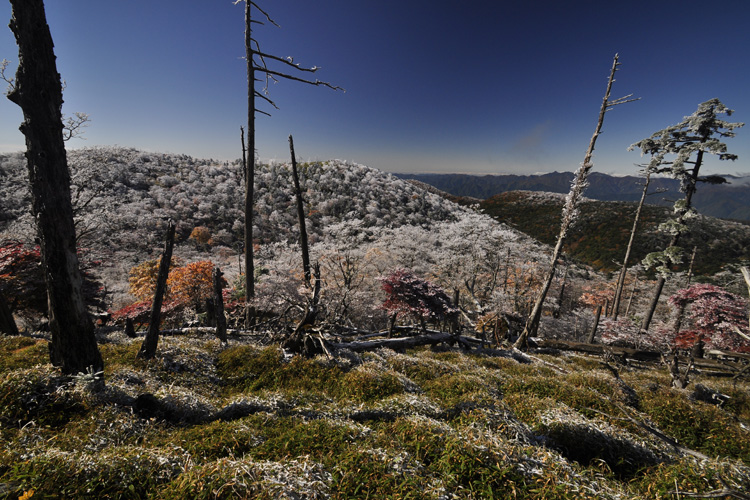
[168,260,217,308]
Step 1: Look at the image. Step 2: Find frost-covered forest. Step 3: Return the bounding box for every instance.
[3,146,750,499]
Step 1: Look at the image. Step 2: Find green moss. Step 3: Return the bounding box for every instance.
[0,367,88,428]
[640,387,750,462]
[0,336,49,371]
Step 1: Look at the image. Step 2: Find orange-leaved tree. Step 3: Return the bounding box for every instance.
[128,256,183,301]
[189,226,211,248]
[168,260,224,310]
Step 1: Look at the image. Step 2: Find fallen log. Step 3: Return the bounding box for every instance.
[330,331,476,353]
[535,339,662,362]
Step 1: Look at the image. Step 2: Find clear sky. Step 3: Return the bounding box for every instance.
[1,0,749,176]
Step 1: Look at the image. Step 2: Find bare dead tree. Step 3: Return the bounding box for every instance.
[611,168,657,319]
[289,134,312,287]
[213,266,228,343]
[514,54,638,349]
[6,0,103,374]
[237,1,342,327]
[137,221,175,360]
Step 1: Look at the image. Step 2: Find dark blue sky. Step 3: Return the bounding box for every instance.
[1,0,749,175]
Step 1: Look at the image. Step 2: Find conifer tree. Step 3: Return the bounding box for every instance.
[632,99,743,333]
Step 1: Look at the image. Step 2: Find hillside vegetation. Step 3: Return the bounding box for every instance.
[2,148,750,498]
[2,331,750,499]
[478,191,750,277]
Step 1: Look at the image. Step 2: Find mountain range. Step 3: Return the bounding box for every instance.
[395,172,750,221]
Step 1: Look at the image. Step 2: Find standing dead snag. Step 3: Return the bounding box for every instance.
[137,221,175,360]
[289,135,312,287]
[6,0,103,374]
[611,168,658,320]
[213,267,228,343]
[282,264,326,357]
[514,54,638,350]
[237,1,342,327]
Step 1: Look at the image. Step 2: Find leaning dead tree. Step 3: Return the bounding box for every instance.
[514,54,637,350]
[137,221,175,360]
[238,0,342,327]
[611,167,656,320]
[6,0,103,374]
[289,135,312,287]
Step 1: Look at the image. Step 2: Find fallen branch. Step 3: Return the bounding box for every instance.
[612,401,708,461]
[669,474,750,499]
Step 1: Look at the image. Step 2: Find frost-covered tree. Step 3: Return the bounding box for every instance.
[515,54,636,349]
[632,99,744,333]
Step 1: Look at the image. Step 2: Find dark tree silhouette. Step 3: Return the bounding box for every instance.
[6,0,103,374]
[238,1,341,327]
[137,221,175,360]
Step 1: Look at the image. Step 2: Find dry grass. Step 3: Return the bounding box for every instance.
[1,330,749,499]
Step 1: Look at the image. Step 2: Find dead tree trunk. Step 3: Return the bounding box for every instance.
[7,0,103,374]
[612,170,652,320]
[137,221,175,360]
[289,135,311,287]
[515,54,636,349]
[282,264,325,356]
[213,266,228,343]
[587,304,603,344]
[243,2,256,328]
[671,246,698,338]
[0,292,19,336]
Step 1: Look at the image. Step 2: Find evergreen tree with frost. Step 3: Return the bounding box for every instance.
[632,99,743,333]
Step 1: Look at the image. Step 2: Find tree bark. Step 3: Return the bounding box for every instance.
[137,221,175,360]
[7,0,103,374]
[243,2,256,328]
[612,171,652,320]
[213,266,228,343]
[0,292,19,336]
[289,135,311,287]
[587,304,602,344]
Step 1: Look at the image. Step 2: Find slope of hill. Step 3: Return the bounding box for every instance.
[396,172,750,221]
[0,147,555,328]
[479,190,750,276]
[2,331,749,499]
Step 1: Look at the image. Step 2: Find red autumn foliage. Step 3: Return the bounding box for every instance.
[379,268,458,325]
[0,240,106,316]
[668,283,750,352]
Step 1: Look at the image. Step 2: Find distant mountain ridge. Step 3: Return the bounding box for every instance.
[394,172,750,221]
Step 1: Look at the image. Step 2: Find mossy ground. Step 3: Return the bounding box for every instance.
[1,330,749,499]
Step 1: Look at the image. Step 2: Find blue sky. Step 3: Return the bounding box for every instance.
[1,0,749,176]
